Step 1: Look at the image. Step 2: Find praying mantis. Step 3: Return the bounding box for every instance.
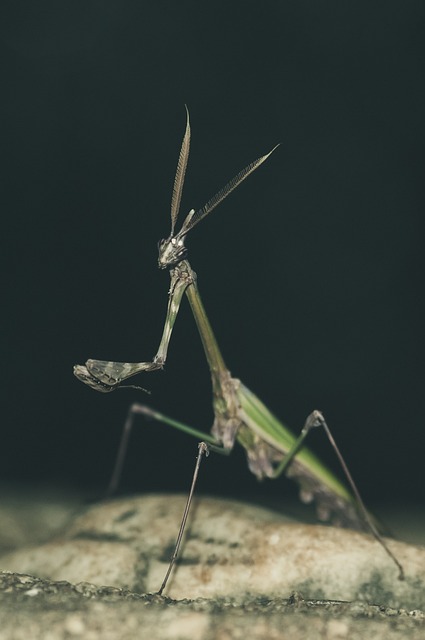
[74,108,404,591]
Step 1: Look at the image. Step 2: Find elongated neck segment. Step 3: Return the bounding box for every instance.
[184,273,228,381]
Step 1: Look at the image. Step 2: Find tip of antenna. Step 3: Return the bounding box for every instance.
[184,104,190,124]
[260,143,280,163]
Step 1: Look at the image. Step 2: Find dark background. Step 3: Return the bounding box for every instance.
[1,3,424,515]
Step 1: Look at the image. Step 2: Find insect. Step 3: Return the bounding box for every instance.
[74,108,404,592]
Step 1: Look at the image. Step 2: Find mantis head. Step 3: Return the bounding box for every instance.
[157,233,187,269]
[157,208,195,269]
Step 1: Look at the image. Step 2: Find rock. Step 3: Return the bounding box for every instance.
[1,572,424,640]
[1,494,424,609]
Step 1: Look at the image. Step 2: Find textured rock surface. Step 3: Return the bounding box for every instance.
[1,494,424,609]
[1,572,424,640]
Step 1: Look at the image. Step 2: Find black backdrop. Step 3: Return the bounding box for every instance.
[1,2,424,510]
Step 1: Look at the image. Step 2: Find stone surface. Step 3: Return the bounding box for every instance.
[1,494,424,609]
[0,572,424,640]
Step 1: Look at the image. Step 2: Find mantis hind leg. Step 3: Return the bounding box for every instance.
[273,410,405,580]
